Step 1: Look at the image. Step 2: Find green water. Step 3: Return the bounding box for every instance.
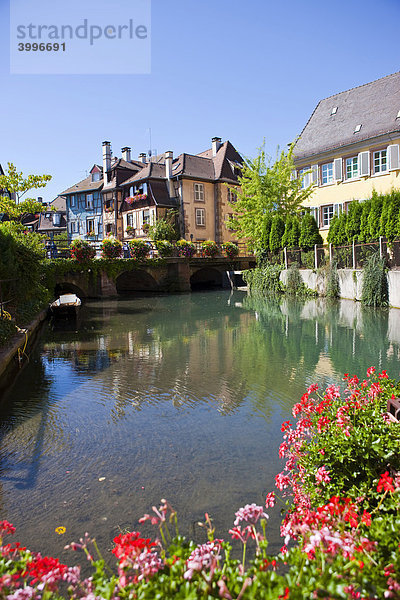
[0,291,399,565]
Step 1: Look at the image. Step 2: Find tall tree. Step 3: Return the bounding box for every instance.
[0,162,52,222]
[227,143,314,251]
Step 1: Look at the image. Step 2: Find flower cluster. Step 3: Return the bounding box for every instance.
[69,238,95,261]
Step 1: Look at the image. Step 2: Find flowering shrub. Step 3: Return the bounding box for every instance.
[101,235,123,259]
[176,239,196,258]
[128,239,150,260]
[155,240,175,257]
[222,241,239,259]
[201,240,219,258]
[69,238,95,261]
[1,370,399,599]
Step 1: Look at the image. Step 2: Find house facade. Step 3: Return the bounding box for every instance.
[293,71,400,241]
[61,138,242,245]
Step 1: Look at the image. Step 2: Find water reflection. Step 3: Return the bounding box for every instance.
[0,291,399,564]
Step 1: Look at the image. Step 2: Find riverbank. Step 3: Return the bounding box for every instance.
[0,308,48,396]
[280,267,400,307]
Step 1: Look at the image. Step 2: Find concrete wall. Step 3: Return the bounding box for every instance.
[281,268,400,308]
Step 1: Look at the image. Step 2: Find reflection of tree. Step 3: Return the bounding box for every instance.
[0,355,68,495]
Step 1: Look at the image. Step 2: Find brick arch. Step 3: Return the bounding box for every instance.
[116,269,159,293]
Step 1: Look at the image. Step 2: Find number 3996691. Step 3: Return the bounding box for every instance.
[18,42,66,51]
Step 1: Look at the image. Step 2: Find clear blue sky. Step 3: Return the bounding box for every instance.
[1,0,399,202]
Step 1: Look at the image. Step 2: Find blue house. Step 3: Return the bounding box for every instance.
[61,165,104,243]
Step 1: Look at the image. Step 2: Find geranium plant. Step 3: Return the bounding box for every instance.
[0,369,398,599]
[101,235,123,259]
[69,238,95,261]
[201,240,219,258]
[222,241,239,259]
[176,239,196,258]
[129,239,150,260]
[155,240,175,257]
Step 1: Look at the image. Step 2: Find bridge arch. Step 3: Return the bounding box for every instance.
[116,269,159,294]
[190,267,223,290]
[54,281,87,300]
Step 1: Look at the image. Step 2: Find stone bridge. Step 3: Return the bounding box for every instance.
[53,257,256,299]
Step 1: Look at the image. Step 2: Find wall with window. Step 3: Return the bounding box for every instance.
[296,137,400,241]
[66,190,103,242]
[182,179,216,241]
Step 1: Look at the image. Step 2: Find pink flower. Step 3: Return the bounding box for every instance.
[315,466,331,484]
[265,492,275,508]
[183,541,221,580]
[234,503,268,526]
[366,366,376,377]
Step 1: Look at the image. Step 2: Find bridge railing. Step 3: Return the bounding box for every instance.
[46,241,255,260]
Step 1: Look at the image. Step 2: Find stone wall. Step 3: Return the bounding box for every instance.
[281,269,400,308]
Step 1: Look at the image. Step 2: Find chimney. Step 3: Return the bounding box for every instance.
[139,152,147,163]
[37,196,43,203]
[165,151,174,196]
[121,146,131,162]
[212,137,222,157]
[102,141,111,184]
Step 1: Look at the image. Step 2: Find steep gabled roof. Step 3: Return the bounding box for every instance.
[50,195,66,211]
[61,174,103,195]
[294,72,400,161]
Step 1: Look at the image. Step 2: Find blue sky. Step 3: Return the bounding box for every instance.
[1,0,400,202]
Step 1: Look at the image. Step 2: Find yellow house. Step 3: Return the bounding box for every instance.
[293,72,400,242]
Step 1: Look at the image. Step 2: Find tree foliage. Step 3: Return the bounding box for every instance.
[0,162,52,222]
[299,213,323,250]
[227,143,314,251]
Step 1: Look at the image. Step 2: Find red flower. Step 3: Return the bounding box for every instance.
[112,531,155,562]
[377,472,395,493]
[279,586,290,599]
[361,510,372,527]
[378,370,389,379]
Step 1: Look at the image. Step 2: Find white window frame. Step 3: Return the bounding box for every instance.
[228,188,237,203]
[346,156,359,179]
[86,194,94,209]
[70,195,76,207]
[194,182,204,202]
[373,149,388,174]
[322,205,334,228]
[299,167,311,189]
[127,213,136,228]
[321,162,334,185]
[86,217,95,235]
[195,207,205,226]
[143,209,150,225]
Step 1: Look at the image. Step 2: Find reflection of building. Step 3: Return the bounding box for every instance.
[294,72,400,241]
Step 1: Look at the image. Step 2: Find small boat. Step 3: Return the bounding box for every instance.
[49,294,81,318]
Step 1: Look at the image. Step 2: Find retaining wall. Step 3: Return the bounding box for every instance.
[281,269,400,308]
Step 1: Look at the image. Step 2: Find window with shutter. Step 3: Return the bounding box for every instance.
[388,144,400,170]
[334,158,342,181]
[311,165,319,186]
[358,151,370,177]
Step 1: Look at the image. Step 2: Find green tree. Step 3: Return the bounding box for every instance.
[358,199,372,242]
[227,142,314,251]
[327,214,340,245]
[269,214,285,252]
[336,213,348,245]
[345,201,362,242]
[384,190,400,241]
[0,162,52,222]
[299,213,322,250]
[367,191,383,241]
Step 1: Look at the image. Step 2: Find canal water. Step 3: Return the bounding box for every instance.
[0,290,400,566]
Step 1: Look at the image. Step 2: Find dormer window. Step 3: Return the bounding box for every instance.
[354,124,362,133]
[92,171,101,182]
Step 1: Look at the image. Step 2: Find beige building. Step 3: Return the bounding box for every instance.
[119,137,242,244]
[293,72,400,241]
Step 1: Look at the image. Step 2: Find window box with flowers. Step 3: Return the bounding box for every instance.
[201,240,219,258]
[126,226,136,237]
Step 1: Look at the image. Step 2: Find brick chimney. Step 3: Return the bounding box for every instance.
[121,146,131,162]
[212,137,222,157]
[102,141,111,184]
[165,151,174,196]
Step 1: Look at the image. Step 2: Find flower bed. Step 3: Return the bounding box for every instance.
[70,238,95,261]
[176,239,196,258]
[101,236,123,259]
[1,369,399,599]
[128,239,150,260]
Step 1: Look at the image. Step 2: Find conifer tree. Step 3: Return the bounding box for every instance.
[269,214,285,252]
[299,213,322,250]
